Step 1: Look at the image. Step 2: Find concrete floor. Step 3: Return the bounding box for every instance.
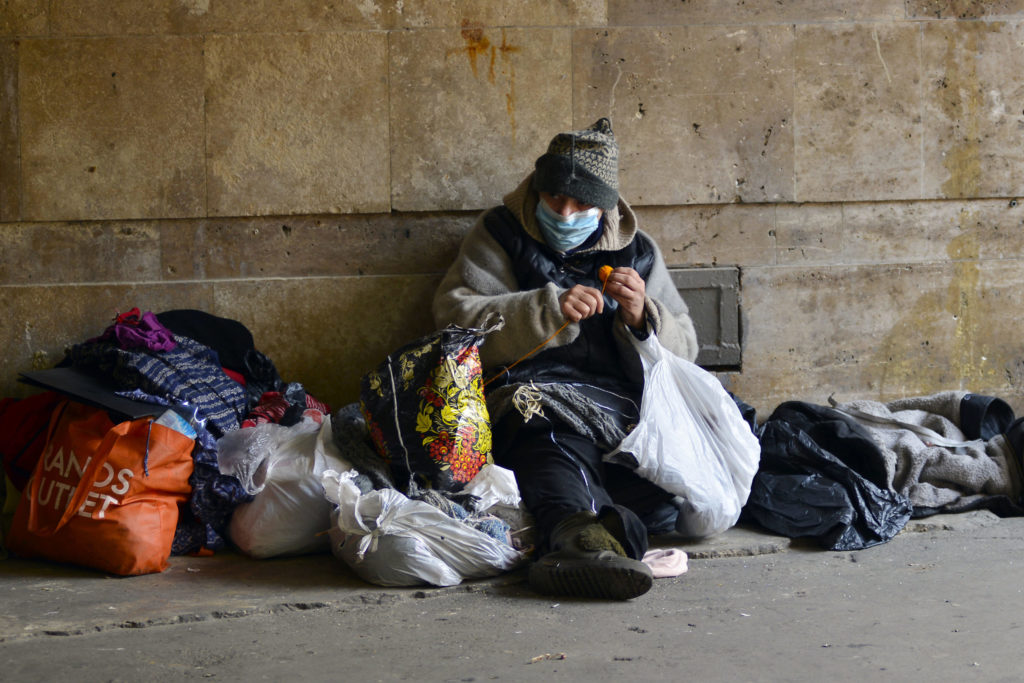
[2,511,1022,682]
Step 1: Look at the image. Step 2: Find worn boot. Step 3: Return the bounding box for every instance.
[528,511,653,600]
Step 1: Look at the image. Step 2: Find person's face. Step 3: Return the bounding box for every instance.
[539,191,602,218]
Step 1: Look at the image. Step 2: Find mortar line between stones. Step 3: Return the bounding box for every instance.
[201,34,210,220]
[917,21,925,200]
[15,33,24,222]
[385,30,393,213]
[789,23,798,204]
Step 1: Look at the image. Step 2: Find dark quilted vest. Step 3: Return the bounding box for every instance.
[483,205,655,397]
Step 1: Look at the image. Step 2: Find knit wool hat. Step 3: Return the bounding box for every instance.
[532,117,619,211]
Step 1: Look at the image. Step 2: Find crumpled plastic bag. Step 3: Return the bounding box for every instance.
[460,462,521,512]
[459,463,532,547]
[605,331,761,537]
[218,415,349,558]
[743,401,913,551]
[321,469,524,587]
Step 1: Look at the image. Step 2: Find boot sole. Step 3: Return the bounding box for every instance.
[529,556,653,600]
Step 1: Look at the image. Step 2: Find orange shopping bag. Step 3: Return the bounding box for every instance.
[7,400,195,575]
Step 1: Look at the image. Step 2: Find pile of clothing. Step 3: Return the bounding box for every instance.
[743,392,1024,550]
[65,308,333,554]
[0,309,526,586]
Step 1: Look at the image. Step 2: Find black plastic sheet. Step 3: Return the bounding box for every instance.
[742,401,912,551]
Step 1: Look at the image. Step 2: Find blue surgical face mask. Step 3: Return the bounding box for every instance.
[535,198,603,252]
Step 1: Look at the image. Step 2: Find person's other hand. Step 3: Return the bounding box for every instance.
[603,267,647,329]
[559,284,605,322]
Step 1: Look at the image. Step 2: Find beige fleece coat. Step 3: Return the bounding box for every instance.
[433,173,699,374]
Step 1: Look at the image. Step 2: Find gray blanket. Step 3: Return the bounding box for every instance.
[834,391,1023,514]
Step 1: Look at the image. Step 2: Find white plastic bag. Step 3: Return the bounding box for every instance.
[219,415,350,558]
[459,463,532,545]
[460,463,521,513]
[606,331,760,537]
[321,469,524,587]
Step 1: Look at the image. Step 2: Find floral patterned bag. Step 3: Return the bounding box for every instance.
[359,318,501,493]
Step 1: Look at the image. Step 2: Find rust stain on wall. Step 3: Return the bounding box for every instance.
[451,21,491,80]
[447,22,521,136]
[498,31,521,134]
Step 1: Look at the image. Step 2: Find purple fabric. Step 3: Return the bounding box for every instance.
[94,309,177,353]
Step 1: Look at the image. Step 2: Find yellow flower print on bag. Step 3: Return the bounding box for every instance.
[358,317,502,493]
[417,344,492,484]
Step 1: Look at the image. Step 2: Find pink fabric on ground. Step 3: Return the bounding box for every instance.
[642,548,689,578]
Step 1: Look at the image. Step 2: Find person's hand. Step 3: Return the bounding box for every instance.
[602,267,647,329]
[559,284,605,322]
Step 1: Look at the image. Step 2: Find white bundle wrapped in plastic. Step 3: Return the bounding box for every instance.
[219,415,349,558]
[321,468,525,587]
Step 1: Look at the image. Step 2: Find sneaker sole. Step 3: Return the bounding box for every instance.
[528,556,653,600]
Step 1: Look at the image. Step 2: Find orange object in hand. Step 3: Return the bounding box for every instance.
[484,264,617,389]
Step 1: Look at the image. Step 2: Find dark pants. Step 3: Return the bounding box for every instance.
[493,413,676,560]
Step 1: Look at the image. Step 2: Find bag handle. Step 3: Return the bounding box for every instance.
[627,327,665,369]
[25,404,145,537]
[24,400,71,535]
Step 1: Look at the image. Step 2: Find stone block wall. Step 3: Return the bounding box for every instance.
[2,1,1023,418]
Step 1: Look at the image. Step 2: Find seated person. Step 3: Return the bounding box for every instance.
[433,118,699,600]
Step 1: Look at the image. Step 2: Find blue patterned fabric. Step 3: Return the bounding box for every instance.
[69,335,248,437]
[69,336,252,553]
